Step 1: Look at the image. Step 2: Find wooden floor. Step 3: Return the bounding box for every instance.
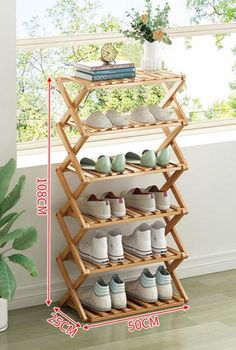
[0,270,236,350]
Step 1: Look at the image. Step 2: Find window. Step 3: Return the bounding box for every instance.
[17,0,236,145]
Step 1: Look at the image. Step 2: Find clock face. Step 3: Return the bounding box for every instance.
[101,44,117,63]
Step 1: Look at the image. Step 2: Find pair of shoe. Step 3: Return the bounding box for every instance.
[86,110,128,129]
[79,229,124,264]
[80,147,170,175]
[78,192,126,219]
[126,267,173,302]
[78,186,169,219]
[131,105,172,124]
[79,274,127,311]
[122,186,170,213]
[79,220,166,265]
[126,148,171,168]
[78,267,172,312]
[80,154,126,174]
[123,221,167,257]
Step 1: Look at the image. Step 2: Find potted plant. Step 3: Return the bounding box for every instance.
[0,159,38,332]
[122,0,172,71]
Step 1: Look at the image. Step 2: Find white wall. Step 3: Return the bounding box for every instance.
[0,0,16,162]
[9,137,236,309]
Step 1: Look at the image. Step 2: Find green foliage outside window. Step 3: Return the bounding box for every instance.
[17,0,236,143]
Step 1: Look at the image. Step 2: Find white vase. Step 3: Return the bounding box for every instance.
[141,41,159,72]
[0,298,8,332]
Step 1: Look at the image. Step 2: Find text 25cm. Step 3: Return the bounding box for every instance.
[47,312,78,338]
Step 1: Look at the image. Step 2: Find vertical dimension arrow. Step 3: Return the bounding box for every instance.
[46,77,52,307]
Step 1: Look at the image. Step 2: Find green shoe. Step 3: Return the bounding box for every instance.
[95,156,111,174]
[156,148,170,167]
[111,154,126,173]
[141,150,156,168]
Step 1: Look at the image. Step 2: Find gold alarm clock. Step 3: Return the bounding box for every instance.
[101,43,118,64]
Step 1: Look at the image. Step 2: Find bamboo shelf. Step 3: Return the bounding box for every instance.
[56,70,189,322]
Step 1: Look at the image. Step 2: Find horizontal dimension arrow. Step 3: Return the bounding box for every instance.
[83,304,189,331]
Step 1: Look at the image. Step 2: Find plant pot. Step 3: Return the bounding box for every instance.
[0,298,8,332]
[141,41,160,72]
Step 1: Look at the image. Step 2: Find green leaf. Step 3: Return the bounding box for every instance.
[0,159,16,206]
[0,176,26,217]
[13,226,38,250]
[0,212,18,229]
[0,229,25,247]
[8,254,38,278]
[0,255,16,300]
[0,212,25,248]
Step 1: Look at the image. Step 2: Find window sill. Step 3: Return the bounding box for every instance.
[17,120,236,169]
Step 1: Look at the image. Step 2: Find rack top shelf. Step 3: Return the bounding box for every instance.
[57,70,185,90]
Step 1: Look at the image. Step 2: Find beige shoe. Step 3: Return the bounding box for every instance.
[79,278,111,312]
[126,269,158,302]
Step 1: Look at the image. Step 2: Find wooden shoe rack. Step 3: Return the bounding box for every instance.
[55,69,189,323]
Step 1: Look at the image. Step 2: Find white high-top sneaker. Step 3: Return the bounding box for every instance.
[156,266,173,300]
[78,230,109,265]
[100,192,126,217]
[78,194,111,219]
[151,221,167,255]
[107,230,124,262]
[126,268,158,302]
[122,223,152,258]
[121,188,156,212]
[79,278,112,312]
[146,185,170,210]
[109,274,127,309]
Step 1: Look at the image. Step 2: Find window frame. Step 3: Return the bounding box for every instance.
[16,22,236,152]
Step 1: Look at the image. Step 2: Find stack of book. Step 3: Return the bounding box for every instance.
[74,60,136,81]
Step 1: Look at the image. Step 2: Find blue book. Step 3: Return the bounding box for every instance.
[76,67,136,75]
[74,71,136,81]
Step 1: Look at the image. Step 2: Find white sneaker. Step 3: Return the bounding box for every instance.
[121,188,156,212]
[151,221,167,255]
[100,192,126,217]
[109,274,127,309]
[126,268,158,302]
[146,185,170,210]
[107,229,124,262]
[156,266,173,300]
[78,230,109,265]
[131,106,156,124]
[79,278,111,312]
[123,223,152,258]
[86,111,112,129]
[78,194,111,219]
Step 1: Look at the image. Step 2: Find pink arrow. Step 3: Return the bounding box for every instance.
[54,307,81,328]
[45,77,52,307]
[83,304,190,331]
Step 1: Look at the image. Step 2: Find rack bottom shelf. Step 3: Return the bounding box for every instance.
[65,294,185,323]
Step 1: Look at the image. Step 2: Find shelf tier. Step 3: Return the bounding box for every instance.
[67,247,186,275]
[66,161,187,183]
[58,70,185,91]
[66,294,185,323]
[66,204,186,229]
[65,118,185,136]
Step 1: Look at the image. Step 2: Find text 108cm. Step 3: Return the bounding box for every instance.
[36,178,48,216]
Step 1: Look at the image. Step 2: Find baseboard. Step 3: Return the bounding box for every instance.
[8,249,236,310]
